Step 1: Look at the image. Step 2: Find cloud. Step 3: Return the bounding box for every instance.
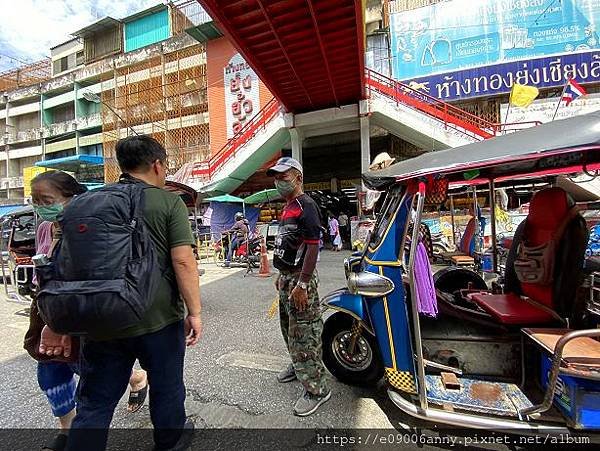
[0,0,160,71]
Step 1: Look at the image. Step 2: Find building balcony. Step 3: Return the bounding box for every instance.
[76,112,102,130]
[14,128,41,144]
[43,120,77,138]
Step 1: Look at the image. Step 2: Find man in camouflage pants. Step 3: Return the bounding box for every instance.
[267,157,331,416]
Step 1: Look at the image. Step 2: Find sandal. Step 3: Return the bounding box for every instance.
[42,433,68,451]
[127,383,148,413]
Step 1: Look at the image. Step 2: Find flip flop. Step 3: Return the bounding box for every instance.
[127,383,148,413]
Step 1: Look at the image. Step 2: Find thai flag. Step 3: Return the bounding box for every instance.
[562,79,587,106]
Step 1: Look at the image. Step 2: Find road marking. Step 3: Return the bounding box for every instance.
[217,351,289,373]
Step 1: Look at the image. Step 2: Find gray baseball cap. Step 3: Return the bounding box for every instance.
[266,156,303,176]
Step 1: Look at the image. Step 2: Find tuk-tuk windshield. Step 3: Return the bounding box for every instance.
[368,188,404,250]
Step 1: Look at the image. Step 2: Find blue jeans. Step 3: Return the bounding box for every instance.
[66,320,186,451]
[226,236,240,262]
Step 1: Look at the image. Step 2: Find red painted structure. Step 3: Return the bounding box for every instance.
[196,0,366,114]
[190,69,541,181]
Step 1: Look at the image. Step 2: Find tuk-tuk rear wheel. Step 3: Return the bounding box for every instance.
[322,312,383,386]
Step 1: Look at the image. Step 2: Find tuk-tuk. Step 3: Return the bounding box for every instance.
[1,206,36,304]
[321,111,600,435]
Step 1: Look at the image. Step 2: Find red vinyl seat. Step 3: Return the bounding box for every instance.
[472,188,584,326]
[470,293,555,325]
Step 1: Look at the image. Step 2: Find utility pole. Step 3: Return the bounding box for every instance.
[3,130,9,201]
[3,124,15,201]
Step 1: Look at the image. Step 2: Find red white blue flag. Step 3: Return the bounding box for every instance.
[562,79,587,106]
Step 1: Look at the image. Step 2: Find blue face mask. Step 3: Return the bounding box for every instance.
[34,203,64,222]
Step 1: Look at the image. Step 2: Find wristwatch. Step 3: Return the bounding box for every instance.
[296,281,308,290]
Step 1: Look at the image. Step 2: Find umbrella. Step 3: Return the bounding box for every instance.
[243,188,281,204]
[205,194,246,215]
[205,194,245,203]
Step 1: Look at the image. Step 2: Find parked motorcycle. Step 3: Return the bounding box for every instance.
[430,231,454,260]
[1,206,37,303]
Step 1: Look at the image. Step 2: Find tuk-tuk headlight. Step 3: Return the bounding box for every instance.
[347,271,395,297]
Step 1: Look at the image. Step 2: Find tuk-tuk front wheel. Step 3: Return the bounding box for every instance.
[322,312,383,386]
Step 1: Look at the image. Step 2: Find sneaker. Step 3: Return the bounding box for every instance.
[293,389,331,417]
[277,363,297,383]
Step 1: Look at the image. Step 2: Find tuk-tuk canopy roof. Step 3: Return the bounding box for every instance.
[164,181,199,209]
[363,111,600,191]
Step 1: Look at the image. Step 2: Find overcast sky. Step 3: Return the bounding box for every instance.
[0,0,160,72]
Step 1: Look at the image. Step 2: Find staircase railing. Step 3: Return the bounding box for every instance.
[365,69,541,141]
[189,70,541,185]
[192,97,281,180]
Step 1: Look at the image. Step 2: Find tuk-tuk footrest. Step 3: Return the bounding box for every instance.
[426,375,533,417]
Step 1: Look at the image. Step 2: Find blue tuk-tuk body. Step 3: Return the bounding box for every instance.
[321,112,600,434]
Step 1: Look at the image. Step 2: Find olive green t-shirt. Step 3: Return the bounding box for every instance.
[94,187,194,341]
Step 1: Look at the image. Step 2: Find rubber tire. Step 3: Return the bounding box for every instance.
[322,312,384,386]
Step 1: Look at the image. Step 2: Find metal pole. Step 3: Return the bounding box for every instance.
[407,186,428,410]
[489,179,498,273]
[503,102,511,135]
[4,132,9,201]
[552,81,568,121]
[472,187,480,253]
[450,194,456,247]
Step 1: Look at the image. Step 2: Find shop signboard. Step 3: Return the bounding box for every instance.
[224,53,261,139]
[389,0,600,100]
[401,50,600,101]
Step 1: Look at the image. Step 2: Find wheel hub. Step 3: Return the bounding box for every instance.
[332,330,373,372]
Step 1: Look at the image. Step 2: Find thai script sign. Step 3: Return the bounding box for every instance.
[224,53,260,138]
[402,51,600,101]
[389,0,600,80]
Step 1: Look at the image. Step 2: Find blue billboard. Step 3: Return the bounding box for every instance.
[390,0,600,80]
[403,50,600,101]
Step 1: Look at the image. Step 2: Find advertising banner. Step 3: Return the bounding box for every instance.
[401,50,600,101]
[390,0,600,80]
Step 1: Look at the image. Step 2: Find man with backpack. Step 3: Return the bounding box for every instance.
[38,136,201,451]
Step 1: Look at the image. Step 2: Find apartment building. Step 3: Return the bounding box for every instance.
[0,2,211,205]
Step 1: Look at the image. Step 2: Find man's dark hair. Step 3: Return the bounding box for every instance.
[116,135,167,172]
[31,171,88,198]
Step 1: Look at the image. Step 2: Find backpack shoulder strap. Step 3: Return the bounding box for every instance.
[117,176,156,222]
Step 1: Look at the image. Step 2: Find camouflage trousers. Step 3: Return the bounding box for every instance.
[278,271,329,396]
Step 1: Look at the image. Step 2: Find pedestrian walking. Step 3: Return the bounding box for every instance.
[328,213,339,251]
[268,157,331,417]
[38,136,202,451]
[338,211,349,249]
[24,171,149,451]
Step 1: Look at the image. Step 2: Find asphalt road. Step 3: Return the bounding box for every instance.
[0,251,515,450]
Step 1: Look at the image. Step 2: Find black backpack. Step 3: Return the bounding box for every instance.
[36,178,161,336]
